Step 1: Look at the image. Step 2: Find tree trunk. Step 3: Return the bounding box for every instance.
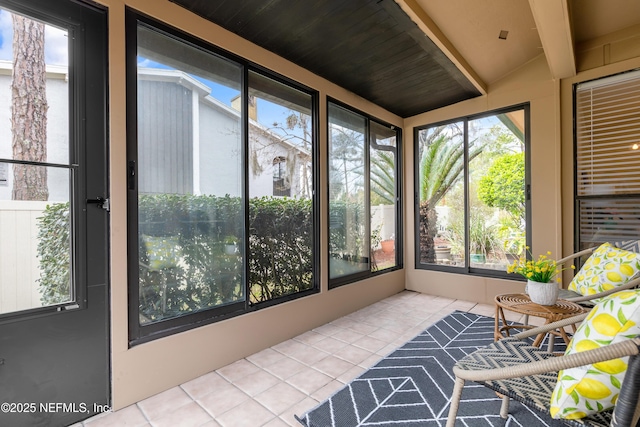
[419,200,437,264]
[11,14,48,201]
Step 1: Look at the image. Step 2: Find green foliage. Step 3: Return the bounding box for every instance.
[477,152,525,222]
[249,196,313,302]
[370,150,396,205]
[36,202,70,305]
[37,195,313,321]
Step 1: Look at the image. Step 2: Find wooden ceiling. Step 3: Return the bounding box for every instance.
[169,0,482,118]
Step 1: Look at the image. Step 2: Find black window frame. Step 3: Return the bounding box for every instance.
[413,103,531,280]
[126,9,319,345]
[327,98,403,289]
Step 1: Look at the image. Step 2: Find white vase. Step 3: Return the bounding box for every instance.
[526,279,559,305]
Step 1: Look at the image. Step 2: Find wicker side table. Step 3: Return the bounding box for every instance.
[494,293,588,351]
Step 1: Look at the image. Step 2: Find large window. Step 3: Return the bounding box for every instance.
[328,101,401,287]
[575,70,640,250]
[127,13,318,343]
[415,105,529,276]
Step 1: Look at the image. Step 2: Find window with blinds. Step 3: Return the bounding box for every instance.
[575,70,640,249]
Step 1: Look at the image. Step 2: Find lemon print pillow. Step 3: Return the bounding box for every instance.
[550,289,640,419]
[567,243,640,301]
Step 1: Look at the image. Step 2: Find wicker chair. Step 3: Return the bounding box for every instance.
[446,314,640,427]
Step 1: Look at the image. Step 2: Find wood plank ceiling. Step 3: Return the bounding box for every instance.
[169,0,482,118]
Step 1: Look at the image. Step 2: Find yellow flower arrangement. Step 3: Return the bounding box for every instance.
[506,247,575,283]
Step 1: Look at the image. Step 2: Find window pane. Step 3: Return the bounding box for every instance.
[0,12,70,165]
[328,103,368,279]
[0,10,72,315]
[417,109,526,273]
[137,24,244,324]
[417,122,466,268]
[370,121,397,271]
[0,164,71,314]
[247,71,314,304]
[579,198,640,249]
[468,112,526,271]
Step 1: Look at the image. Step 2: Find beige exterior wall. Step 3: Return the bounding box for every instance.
[97,0,404,409]
[403,54,561,303]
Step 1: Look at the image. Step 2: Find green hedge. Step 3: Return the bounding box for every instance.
[37,195,313,322]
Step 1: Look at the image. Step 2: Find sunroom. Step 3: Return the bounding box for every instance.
[1,0,640,426]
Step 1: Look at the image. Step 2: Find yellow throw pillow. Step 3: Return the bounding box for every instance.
[550,289,640,419]
[567,243,640,301]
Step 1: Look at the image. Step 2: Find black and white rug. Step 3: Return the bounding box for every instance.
[297,311,567,426]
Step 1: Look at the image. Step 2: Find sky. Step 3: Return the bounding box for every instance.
[0,9,68,65]
[0,7,307,143]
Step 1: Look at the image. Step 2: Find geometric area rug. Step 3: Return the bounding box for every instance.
[296,311,567,426]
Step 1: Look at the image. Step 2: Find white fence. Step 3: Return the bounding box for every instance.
[371,204,395,243]
[0,201,47,314]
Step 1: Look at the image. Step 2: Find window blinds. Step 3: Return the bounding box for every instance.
[576,70,640,196]
[575,70,640,246]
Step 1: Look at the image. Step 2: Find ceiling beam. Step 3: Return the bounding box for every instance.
[528,0,576,79]
[394,0,487,95]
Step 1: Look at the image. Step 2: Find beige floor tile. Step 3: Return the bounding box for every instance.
[286,343,330,365]
[215,400,274,427]
[149,401,212,427]
[345,321,379,335]
[232,369,281,396]
[311,355,355,378]
[181,372,230,400]
[312,323,343,337]
[333,344,373,365]
[278,397,318,426]
[310,380,344,402]
[254,382,306,415]
[358,353,383,369]
[264,356,307,380]
[137,387,192,421]
[246,348,287,368]
[84,404,148,426]
[337,365,366,383]
[331,328,365,344]
[272,339,308,355]
[216,359,261,383]
[286,368,333,395]
[352,335,387,353]
[263,417,290,427]
[293,330,326,345]
[311,336,349,353]
[367,327,400,343]
[197,382,249,418]
[377,342,401,356]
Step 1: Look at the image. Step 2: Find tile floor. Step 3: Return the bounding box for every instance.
[76,290,531,427]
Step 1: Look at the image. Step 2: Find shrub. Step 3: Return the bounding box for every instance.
[37,195,313,321]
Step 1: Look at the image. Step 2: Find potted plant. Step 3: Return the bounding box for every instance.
[507,248,575,305]
[223,235,239,255]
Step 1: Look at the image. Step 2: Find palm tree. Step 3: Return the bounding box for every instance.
[417,125,487,263]
[370,150,395,205]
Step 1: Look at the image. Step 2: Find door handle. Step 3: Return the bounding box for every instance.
[87,197,110,212]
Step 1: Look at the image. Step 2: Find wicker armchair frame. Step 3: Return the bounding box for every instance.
[446,313,640,427]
